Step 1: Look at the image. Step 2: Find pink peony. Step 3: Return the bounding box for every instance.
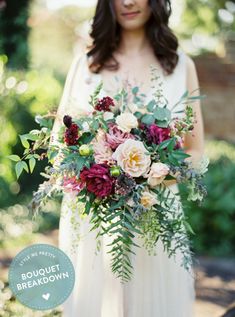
[80,163,114,198]
[63,176,85,195]
[106,123,135,150]
[91,128,115,165]
[93,139,116,165]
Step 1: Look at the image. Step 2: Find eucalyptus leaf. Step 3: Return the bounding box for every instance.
[154,107,171,121]
[132,86,139,95]
[146,100,156,112]
[155,120,169,128]
[141,114,155,125]
[92,120,99,130]
[133,96,141,103]
[133,111,143,119]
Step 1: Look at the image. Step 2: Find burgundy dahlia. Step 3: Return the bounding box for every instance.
[63,115,73,128]
[146,124,171,145]
[95,96,115,112]
[80,163,114,198]
[64,123,79,146]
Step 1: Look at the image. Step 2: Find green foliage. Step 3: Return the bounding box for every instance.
[181,0,235,38]
[180,154,235,257]
[107,207,141,283]
[0,0,30,69]
[88,196,142,283]
[0,281,61,316]
[0,55,62,207]
[8,119,53,179]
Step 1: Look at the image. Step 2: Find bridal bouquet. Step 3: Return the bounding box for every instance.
[9,71,209,282]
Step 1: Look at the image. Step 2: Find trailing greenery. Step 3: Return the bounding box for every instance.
[180,153,235,257]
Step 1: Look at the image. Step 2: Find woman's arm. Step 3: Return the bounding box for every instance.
[50,54,82,146]
[163,54,205,187]
[183,55,205,166]
[49,53,82,167]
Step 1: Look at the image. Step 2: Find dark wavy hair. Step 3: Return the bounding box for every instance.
[87,0,179,76]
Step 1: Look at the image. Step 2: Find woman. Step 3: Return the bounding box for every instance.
[52,0,205,316]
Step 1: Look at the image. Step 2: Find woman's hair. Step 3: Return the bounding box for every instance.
[87,0,179,75]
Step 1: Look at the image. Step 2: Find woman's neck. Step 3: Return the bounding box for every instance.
[117,28,151,57]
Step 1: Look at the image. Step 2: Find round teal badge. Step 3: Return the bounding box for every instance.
[8,244,75,310]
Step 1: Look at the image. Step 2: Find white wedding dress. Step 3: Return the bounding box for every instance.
[51,48,196,317]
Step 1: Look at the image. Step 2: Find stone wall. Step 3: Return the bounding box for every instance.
[194,54,235,143]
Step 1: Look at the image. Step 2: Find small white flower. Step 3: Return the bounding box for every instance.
[103,111,114,121]
[116,113,138,132]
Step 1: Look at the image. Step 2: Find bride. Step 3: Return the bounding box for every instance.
[51,0,205,316]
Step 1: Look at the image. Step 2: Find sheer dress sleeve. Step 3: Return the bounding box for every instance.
[50,53,84,148]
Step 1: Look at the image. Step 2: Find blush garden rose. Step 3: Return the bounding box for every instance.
[146,162,170,187]
[112,139,151,177]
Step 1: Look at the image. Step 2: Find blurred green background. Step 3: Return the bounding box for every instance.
[0,0,235,316]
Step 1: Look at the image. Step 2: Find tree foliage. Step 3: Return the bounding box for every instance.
[0,0,30,69]
[182,0,235,37]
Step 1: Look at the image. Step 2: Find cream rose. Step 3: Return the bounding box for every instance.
[141,190,159,208]
[112,139,151,177]
[115,113,138,132]
[147,162,170,187]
